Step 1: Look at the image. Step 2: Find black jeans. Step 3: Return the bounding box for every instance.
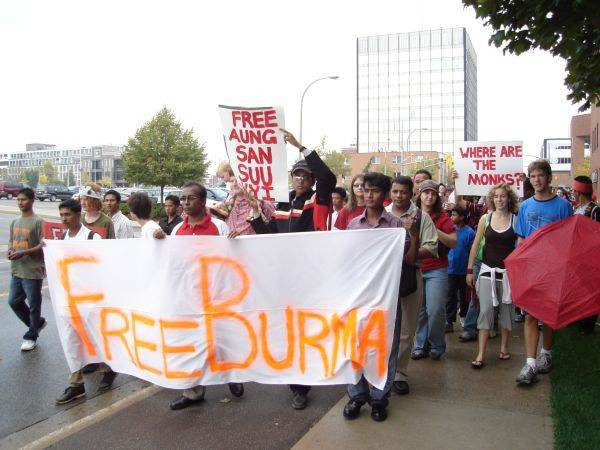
[290,385,311,395]
[446,274,468,324]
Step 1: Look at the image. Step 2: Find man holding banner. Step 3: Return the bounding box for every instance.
[249,128,337,410]
[343,172,418,422]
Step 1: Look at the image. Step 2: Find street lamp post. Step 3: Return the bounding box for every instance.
[299,76,339,143]
[404,127,428,169]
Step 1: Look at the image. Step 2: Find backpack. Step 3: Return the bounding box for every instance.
[400,210,422,297]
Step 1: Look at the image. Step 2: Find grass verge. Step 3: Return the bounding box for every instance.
[550,323,600,449]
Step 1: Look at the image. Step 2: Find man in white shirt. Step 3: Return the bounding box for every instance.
[55,199,109,405]
[127,192,162,238]
[104,190,134,239]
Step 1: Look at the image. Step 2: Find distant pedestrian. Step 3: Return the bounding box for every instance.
[158,194,183,235]
[103,189,134,239]
[331,186,347,228]
[334,174,365,230]
[8,188,46,352]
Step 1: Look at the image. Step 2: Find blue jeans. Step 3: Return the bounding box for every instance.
[8,276,44,340]
[413,267,448,355]
[347,293,402,408]
[462,260,482,336]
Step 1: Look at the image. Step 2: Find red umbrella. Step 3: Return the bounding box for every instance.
[505,215,600,329]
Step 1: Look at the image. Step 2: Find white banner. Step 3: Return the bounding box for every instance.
[219,105,288,203]
[44,229,405,389]
[454,141,524,197]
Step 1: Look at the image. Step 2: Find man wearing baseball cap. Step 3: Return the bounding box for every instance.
[249,128,336,410]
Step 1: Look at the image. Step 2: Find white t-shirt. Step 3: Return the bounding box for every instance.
[63,225,102,241]
[140,220,162,238]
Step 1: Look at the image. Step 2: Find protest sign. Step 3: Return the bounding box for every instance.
[219,105,288,203]
[43,221,107,239]
[43,228,405,389]
[454,141,524,197]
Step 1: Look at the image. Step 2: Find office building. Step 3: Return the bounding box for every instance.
[6,144,125,186]
[357,28,478,160]
[541,138,572,186]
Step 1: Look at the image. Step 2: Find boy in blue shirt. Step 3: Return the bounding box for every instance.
[446,206,475,331]
[515,160,572,386]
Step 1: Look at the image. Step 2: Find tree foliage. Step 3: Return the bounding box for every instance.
[67,169,76,186]
[314,135,350,181]
[40,161,62,184]
[123,107,208,201]
[21,169,39,188]
[463,0,599,111]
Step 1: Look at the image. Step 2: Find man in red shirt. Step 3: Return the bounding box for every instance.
[154,181,244,410]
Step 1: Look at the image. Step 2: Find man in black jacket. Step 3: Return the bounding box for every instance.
[249,128,337,410]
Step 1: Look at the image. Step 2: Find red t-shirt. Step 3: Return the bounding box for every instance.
[420,211,455,272]
[334,205,366,230]
[173,214,224,236]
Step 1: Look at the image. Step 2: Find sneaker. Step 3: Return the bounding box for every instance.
[392,380,410,395]
[292,392,308,410]
[536,353,553,374]
[21,339,37,351]
[56,385,86,404]
[514,313,525,323]
[515,364,538,386]
[458,331,477,342]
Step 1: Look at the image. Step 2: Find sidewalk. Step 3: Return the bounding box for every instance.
[293,323,553,450]
[0,203,141,228]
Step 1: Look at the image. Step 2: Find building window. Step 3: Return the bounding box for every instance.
[371,156,381,164]
[392,156,402,164]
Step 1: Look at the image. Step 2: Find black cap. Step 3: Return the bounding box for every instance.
[291,159,313,175]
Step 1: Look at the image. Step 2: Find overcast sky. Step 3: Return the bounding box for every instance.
[0,0,584,169]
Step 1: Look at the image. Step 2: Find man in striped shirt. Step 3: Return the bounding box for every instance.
[104,190,134,239]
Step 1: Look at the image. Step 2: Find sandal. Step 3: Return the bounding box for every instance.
[471,360,485,369]
[498,352,511,360]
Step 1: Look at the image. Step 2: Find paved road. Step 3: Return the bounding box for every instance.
[0,213,143,439]
[0,210,343,448]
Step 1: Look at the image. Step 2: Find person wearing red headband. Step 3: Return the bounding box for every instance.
[572,176,599,335]
[573,176,600,220]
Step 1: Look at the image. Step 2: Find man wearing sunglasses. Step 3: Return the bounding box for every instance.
[249,128,337,410]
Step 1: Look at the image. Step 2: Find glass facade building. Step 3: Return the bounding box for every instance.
[357,28,478,155]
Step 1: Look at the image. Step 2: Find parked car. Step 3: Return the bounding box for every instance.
[0,182,28,199]
[36,184,74,202]
[206,187,228,208]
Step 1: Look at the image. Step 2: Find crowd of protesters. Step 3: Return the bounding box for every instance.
[6,129,599,422]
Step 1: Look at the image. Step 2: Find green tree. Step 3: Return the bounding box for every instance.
[41,161,61,184]
[463,0,599,111]
[123,107,208,202]
[21,169,39,188]
[314,135,350,182]
[67,169,76,186]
